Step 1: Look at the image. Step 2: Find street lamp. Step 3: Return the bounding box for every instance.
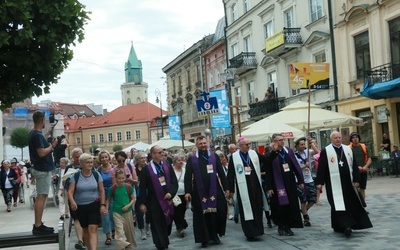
[177,102,184,149]
[155,88,164,139]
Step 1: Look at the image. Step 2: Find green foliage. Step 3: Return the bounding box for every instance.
[10,127,30,149]
[0,0,90,110]
[113,145,123,152]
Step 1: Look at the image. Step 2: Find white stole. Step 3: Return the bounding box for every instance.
[326,144,354,211]
[232,150,268,221]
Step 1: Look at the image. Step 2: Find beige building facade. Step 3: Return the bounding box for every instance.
[334,0,400,155]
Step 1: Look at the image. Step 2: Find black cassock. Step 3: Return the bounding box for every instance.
[316,146,372,231]
[184,151,228,244]
[139,163,178,249]
[227,151,265,238]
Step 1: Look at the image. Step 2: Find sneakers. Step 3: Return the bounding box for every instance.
[13,202,17,207]
[303,214,311,226]
[75,240,86,249]
[60,215,65,220]
[32,223,54,235]
[141,230,147,240]
[228,214,234,220]
[145,224,151,236]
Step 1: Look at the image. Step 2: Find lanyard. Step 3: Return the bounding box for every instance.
[295,151,307,164]
[239,151,250,166]
[200,154,210,164]
[153,162,164,177]
[278,151,286,164]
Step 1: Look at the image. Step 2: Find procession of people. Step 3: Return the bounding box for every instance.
[1,110,377,249]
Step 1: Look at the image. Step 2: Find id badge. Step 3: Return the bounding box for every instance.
[245,166,252,175]
[305,168,310,174]
[207,164,214,174]
[282,163,290,172]
[159,176,166,186]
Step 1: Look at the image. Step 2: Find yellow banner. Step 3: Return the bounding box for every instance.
[289,63,330,90]
[266,30,284,52]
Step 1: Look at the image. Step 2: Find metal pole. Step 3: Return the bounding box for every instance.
[328,0,339,110]
[160,97,164,138]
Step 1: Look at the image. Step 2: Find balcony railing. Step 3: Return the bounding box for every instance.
[364,63,400,86]
[228,52,257,69]
[248,97,286,118]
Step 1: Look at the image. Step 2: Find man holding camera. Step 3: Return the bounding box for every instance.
[28,110,58,235]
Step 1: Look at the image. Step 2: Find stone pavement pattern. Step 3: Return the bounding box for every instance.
[1,175,399,250]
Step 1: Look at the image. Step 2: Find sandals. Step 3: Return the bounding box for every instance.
[105,238,112,245]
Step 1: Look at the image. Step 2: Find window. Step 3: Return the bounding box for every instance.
[186,69,191,88]
[310,0,323,22]
[284,8,294,28]
[117,132,122,141]
[126,131,131,140]
[90,135,95,144]
[390,17,400,65]
[243,35,252,52]
[172,79,176,94]
[248,81,255,103]
[235,87,242,105]
[231,43,238,57]
[108,133,113,142]
[354,32,371,79]
[135,130,141,140]
[76,138,80,145]
[244,0,251,12]
[99,134,104,143]
[215,67,220,85]
[178,75,182,93]
[264,21,274,39]
[315,52,326,62]
[231,3,237,21]
[208,71,213,88]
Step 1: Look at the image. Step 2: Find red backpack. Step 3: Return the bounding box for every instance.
[110,183,133,200]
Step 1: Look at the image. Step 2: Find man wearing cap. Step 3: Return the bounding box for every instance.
[28,110,58,235]
[348,132,371,201]
[390,145,400,177]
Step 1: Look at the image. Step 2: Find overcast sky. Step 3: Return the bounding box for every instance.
[32,0,224,112]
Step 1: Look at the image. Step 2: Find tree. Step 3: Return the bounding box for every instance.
[10,127,30,160]
[113,145,123,152]
[0,0,90,110]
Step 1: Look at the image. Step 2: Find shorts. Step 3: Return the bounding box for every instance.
[297,182,317,203]
[359,172,368,189]
[76,201,101,228]
[31,169,52,195]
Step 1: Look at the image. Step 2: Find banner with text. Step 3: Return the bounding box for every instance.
[168,115,181,140]
[210,89,231,129]
[289,63,330,90]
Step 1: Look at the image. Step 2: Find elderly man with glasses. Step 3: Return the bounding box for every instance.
[227,136,269,241]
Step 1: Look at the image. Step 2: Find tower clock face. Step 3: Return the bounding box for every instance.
[133,74,139,82]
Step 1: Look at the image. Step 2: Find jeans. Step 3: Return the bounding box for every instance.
[101,200,114,234]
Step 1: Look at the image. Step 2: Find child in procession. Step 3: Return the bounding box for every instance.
[107,169,137,249]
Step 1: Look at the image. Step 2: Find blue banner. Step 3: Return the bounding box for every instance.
[210,89,231,129]
[168,115,181,140]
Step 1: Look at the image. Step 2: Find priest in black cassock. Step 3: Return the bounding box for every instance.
[139,145,178,250]
[316,131,372,237]
[265,133,304,236]
[227,136,268,240]
[184,135,230,248]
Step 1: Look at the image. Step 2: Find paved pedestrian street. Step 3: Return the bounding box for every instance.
[1,175,399,249]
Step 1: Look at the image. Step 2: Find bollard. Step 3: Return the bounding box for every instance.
[58,220,65,250]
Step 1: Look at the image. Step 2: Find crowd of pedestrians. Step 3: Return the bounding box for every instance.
[0,109,380,250]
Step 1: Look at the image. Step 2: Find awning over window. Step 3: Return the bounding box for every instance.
[361,77,400,99]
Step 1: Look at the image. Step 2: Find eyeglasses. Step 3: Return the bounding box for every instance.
[85,161,93,165]
[117,159,125,163]
[275,139,284,142]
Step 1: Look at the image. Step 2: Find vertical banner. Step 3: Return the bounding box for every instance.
[210,89,231,129]
[168,115,181,140]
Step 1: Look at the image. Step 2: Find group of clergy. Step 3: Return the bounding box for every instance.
[139,132,372,249]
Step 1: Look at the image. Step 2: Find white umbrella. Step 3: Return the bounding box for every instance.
[148,135,195,151]
[241,118,304,142]
[267,101,363,130]
[123,141,150,152]
[61,168,78,182]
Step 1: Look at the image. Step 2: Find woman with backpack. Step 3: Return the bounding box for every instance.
[68,153,106,250]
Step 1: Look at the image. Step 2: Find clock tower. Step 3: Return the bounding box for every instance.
[121,42,148,105]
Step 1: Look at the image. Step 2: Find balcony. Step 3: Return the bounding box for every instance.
[265,28,302,57]
[228,52,257,75]
[248,97,286,119]
[364,63,400,86]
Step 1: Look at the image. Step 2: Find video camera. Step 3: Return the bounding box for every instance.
[47,113,59,143]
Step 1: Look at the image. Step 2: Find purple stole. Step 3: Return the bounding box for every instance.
[148,161,174,225]
[272,146,303,205]
[191,150,218,213]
